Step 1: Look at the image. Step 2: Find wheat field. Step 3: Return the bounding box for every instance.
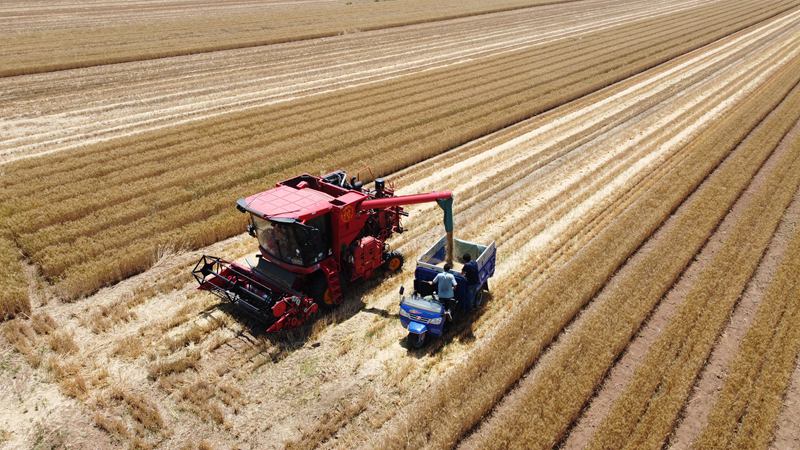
[2,0,800,448]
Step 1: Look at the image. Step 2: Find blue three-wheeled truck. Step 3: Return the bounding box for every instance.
[399,236,496,348]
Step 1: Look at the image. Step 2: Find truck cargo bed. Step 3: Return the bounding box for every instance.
[415,236,496,299]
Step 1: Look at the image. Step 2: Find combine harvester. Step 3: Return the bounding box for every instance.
[193,170,493,337]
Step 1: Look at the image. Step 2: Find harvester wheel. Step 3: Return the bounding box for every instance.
[308,272,334,309]
[322,288,335,306]
[385,252,404,272]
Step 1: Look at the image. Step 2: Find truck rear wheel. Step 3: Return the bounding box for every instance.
[474,283,488,308]
[473,288,484,309]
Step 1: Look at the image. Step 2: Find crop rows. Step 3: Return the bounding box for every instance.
[3,0,752,187]
[458,36,800,449]
[256,14,800,442]
[0,0,572,77]
[586,90,800,450]
[661,171,800,449]
[5,0,755,184]
[326,17,794,444]
[694,203,800,449]
[131,12,800,445]
[5,3,800,446]
[0,0,698,162]
[392,11,800,322]
[3,11,704,296]
[369,16,800,448]
[47,10,793,445]
[0,231,28,320]
[1,0,791,304]
[0,0,708,162]
[284,7,800,444]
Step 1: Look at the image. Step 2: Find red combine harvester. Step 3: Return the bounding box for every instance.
[193,170,454,332]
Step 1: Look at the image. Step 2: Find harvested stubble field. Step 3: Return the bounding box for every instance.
[0,0,573,77]
[2,0,800,448]
[0,0,708,163]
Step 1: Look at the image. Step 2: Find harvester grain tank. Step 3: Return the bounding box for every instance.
[193,170,456,332]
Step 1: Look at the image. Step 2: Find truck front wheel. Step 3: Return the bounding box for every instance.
[408,332,426,349]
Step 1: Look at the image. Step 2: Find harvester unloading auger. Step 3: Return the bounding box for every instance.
[192,170,454,332]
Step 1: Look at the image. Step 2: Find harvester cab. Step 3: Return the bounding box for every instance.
[193,170,454,333]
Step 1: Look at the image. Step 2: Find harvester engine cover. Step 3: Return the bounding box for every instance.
[353,236,383,278]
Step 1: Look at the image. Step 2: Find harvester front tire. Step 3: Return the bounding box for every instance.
[308,272,334,309]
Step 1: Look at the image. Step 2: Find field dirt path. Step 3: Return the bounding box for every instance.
[562,115,800,450]
[666,158,800,449]
[0,0,711,163]
[772,349,800,449]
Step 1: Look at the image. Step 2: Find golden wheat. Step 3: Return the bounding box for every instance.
[587,106,800,450]
[694,222,800,449]
[0,235,28,321]
[0,0,568,77]
[461,57,800,449]
[148,350,202,379]
[2,2,799,447]
[0,0,785,303]
[110,387,165,432]
[93,412,131,440]
[372,38,800,448]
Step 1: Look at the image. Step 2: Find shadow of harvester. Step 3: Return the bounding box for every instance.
[211,272,395,360]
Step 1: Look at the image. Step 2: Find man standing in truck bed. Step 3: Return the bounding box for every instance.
[461,253,480,310]
[433,263,458,317]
